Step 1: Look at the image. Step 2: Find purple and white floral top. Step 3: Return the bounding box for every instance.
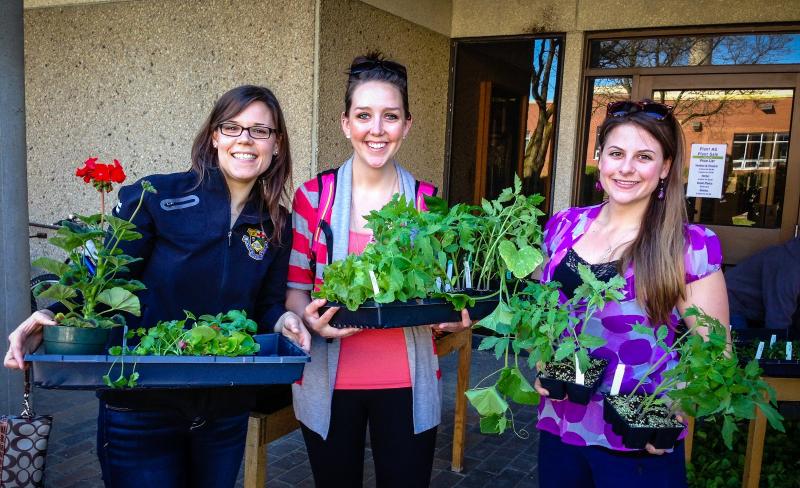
[536,203,723,450]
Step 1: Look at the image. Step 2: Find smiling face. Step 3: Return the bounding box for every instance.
[211,101,278,188]
[597,123,672,208]
[341,81,412,170]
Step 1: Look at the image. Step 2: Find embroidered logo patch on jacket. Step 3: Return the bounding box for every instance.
[242,228,268,260]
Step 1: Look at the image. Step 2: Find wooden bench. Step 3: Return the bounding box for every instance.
[243,328,473,487]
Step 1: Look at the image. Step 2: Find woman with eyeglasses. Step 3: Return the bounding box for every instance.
[285,52,471,488]
[5,85,309,487]
[532,100,729,487]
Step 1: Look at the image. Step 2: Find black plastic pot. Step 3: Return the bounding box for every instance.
[321,291,499,329]
[603,395,684,450]
[537,358,608,405]
[43,324,110,355]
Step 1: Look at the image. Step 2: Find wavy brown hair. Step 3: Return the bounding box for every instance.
[598,104,687,326]
[190,85,292,245]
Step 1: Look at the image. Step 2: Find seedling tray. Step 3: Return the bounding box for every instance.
[537,358,608,405]
[735,334,800,378]
[754,359,800,378]
[603,395,684,450]
[321,293,499,329]
[25,334,310,390]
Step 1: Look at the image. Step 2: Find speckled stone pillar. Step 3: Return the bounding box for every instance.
[0,0,29,413]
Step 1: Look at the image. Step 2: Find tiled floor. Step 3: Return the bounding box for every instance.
[33,345,540,487]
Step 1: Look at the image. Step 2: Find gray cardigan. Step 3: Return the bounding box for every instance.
[291,158,442,439]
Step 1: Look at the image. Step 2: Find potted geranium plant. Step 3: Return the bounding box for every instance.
[603,307,785,450]
[31,157,155,354]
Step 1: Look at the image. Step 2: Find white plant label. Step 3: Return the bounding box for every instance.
[435,277,443,292]
[770,334,777,348]
[445,260,453,292]
[574,356,585,386]
[755,341,765,360]
[464,260,472,289]
[368,269,380,295]
[610,363,625,396]
[787,342,792,361]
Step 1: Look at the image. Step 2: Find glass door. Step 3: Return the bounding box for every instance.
[635,74,800,264]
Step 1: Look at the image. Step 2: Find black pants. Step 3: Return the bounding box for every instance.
[301,388,437,488]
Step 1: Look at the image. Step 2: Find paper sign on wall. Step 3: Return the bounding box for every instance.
[686,144,726,199]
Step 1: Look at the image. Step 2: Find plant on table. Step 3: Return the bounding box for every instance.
[32,157,155,330]
[104,309,262,388]
[605,307,784,449]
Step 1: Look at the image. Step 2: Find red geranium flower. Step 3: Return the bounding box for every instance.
[110,159,126,184]
[93,163,110,183]
[75,157,98,183]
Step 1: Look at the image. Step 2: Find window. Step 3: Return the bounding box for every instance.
[589,33,800,68]
[731,133,790,170]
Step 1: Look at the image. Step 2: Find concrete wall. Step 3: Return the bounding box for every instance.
[24,0,317,236]
[361,0,452,36]
[316,0,450,187]
[451,0,800,36]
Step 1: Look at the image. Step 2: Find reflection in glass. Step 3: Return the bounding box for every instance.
[590,33,800,68]
[448,37,562,217]
[654,89,793,229]
[578,85,794,230]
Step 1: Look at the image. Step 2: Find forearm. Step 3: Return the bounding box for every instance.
[286,288,311,321]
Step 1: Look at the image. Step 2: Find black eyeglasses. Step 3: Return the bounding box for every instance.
[349,59,407,79]
[606,101,674,121]
[217,122,278,140]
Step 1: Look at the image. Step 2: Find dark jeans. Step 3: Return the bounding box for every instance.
[538,431,687,488]
[301,388,437,488]
[97,402,249,488]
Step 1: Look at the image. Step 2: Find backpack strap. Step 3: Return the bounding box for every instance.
[309,168,338,275]
[414,180,438,211]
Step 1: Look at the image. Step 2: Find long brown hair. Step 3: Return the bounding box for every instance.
[597,105,687,325]
[190,85,292,244]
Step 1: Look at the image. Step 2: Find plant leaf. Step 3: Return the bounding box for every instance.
[465,386,508,417]
[97,287,141,316]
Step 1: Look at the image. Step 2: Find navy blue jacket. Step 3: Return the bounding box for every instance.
[100,168,291,416]
[112,168,289,331]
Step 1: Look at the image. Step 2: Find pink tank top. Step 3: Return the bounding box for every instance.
[334,230,412,390]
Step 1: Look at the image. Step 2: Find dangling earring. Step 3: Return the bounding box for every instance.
[212,142,217,148]
[594,180,602,192]
[657,178,666,200]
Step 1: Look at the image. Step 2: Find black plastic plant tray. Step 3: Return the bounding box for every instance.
[321,292,499,329]
[603,396,683,450]
[735,337,800,378]
[25,334,310,390]
[537,359,608,405]
[758,360,800,378]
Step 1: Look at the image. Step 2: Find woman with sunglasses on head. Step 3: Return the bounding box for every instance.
[5,85,309,488]
[285,52,471,488]
[532,100,729,488]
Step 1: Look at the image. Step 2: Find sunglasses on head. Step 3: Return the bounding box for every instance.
[606,100,674,121]
[349,59,408,79]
